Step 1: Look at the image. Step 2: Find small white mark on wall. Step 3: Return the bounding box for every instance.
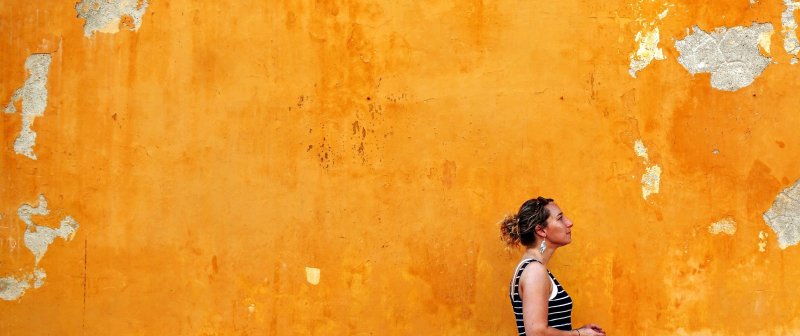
[4,53,52,160]
[75,0,149,37]
[758,230,769,252]
[305,267,321,285]
[634,139,661,200]
[248,303,256,313]
[763,179,800,249]
[708,217,737,235]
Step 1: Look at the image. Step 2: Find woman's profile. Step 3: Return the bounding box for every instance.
[500,197,606,336]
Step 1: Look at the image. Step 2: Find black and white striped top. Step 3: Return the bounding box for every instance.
[509,258,573,335]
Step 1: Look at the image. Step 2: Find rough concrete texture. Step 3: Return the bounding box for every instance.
[782,0,800,63]
[4,53,51,160]
[708,217,737,235]
[675,23,773,91]
[629,28,666,78]
[75,0,148,37]
[18,195,79,264]
[763,179,800,249]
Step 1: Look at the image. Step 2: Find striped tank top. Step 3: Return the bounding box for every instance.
[509,258,573,334]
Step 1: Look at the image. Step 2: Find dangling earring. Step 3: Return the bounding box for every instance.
[539,240,547,254]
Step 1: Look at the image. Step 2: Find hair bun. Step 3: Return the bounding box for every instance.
[499,214,522,247]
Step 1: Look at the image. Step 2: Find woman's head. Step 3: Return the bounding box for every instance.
[499,196,562,248]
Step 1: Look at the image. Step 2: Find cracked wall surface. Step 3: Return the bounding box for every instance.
[4,53,52,160]
[75,0,149,37]
[675,23,773,91]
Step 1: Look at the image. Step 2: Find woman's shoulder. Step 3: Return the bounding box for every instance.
[519,259,549,281]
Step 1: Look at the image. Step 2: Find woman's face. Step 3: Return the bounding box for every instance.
[543,203,573,246]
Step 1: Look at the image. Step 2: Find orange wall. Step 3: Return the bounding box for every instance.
[2,0,800,334]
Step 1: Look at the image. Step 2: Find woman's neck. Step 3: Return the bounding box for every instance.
[523,243,555,265]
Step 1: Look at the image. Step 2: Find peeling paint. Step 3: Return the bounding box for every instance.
[0,268,45,301]
[4,54,52,160]
[629,28,666,78]
[675,23,773,91]
[634,140,661,200]
[708,217,737,235]
[18,195,80,264]
[641,165,661,200]
[759,230,769,252]
[782,0,800,63]
[0,195,79,301]
[763,179,800,249]
[75,0,149,37]
[634,139,649,161]
[628,1,672,78]
[305,267,320,285]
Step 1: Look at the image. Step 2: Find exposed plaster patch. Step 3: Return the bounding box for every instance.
[782,0,800,63]
[1,195,79,301]
[0,268,45,301]
[634,139,661,200]
[75,0,149,37]
[18,195,80,264]
[763,179,800,249]
[305,267,320,285]
[758,230,769,252]
[675,23,773,91]
[708,217,737,235]
[634,139,649,161]
[628,1,673,78]
[641,165,661,200]
[4,54,52,160]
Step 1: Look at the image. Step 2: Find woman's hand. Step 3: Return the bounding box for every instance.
[575,324,606,336]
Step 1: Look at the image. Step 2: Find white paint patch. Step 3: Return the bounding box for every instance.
[758,30,773,54]
[758,230,769,252]
[708,217,737,235]
[4,54,52,160]
[629,28,666,78]
[675,23,773,91]
[634,139,661,200]
[763,179,800,249]
[18,195,80,264]
[782,0,800,62]
[305,267,320,285]
[634,139,649,161]
[641,165,661,200]
[628,1,673,78]
[76,0,149,37]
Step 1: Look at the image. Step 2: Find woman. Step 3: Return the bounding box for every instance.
[500,197,606,336]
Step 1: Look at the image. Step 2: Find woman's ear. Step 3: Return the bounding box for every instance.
[534,224,547,238]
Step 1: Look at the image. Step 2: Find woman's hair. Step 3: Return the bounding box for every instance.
[499,196,554,247]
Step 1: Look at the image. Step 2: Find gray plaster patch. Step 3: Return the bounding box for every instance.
[782,0,800,62]
[764,179,800,249]
[4,54,52,160]
[0,268,45,301]
[675,23,773,91]
[18,195,80,264]
[76,0,149,37]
